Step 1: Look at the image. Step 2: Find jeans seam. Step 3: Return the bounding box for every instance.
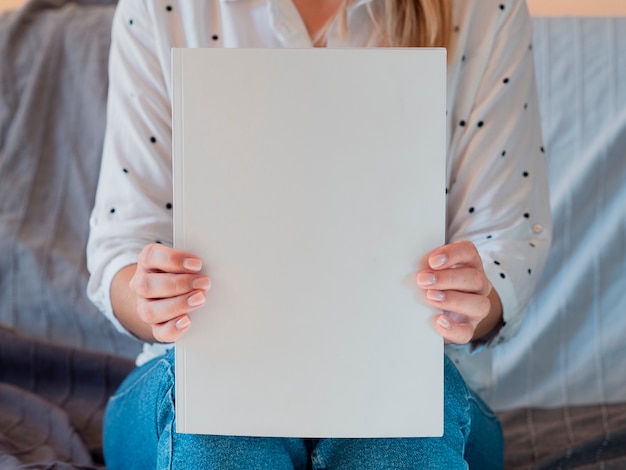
[310,446,324,470]
[157,358,176,470]
[164,383,175,470]
[157,366,176,439]
[107,357,169,403]
[459,384,474,452]
[467,395,499,420]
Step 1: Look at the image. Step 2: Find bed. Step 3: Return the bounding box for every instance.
[1,0,625,468]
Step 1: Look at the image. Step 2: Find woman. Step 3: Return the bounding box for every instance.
[87,0,551,468]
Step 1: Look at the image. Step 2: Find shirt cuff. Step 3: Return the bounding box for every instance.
[462,259,523,355]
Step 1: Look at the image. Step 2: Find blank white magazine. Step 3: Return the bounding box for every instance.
[172,48,446,438]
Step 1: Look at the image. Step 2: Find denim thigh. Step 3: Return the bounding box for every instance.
[103,349,308,470]
[104,351,502,469]
[311,355,502,470]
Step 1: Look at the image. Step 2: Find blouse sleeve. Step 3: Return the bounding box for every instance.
[445,0,552,351]
[86,0,173,336]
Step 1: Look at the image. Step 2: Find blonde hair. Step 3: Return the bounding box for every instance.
[335,0,453,50]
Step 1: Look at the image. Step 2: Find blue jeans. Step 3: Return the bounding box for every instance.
[104,349,502,469]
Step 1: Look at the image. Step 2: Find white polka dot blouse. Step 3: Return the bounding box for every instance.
[86,0,551,370]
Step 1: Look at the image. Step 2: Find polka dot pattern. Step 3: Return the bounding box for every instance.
[88,0,551,362]
[444,0,551,344]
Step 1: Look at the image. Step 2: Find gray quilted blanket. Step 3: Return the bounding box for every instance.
[0,326,134,468]
[0,1,139,467]
[0,0,140,359]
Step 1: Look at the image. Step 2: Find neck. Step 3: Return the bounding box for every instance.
[292,0,344,46]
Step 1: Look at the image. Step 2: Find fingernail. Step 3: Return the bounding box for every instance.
[430,254,448,269]
[188,292,205,307]
[417,272,437,287]
[183,258,202,271]
[193,278,211,290]
[428,290,446,302]
[438,316,452,330]
[176,316,191,330]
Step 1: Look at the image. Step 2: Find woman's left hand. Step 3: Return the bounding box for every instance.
[416,240,503,345]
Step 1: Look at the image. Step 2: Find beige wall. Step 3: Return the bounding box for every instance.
[527,0,626,16]
[0,0,26,11]
[2,1,626,16]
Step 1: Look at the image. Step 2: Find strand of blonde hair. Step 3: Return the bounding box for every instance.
[328,0,453,51]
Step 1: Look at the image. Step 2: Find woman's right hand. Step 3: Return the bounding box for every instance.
[127,243,211,343]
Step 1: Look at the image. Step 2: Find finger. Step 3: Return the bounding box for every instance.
[416,267,490,296]
[136,290,206,326]
[434,314,475,345]
[138,243,204,274]
[426,240,482,271]
[152,314,192,343]
[131,272,211,299]
[423,289,491,324]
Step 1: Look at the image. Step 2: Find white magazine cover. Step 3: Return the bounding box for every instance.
[172,48,446,438]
